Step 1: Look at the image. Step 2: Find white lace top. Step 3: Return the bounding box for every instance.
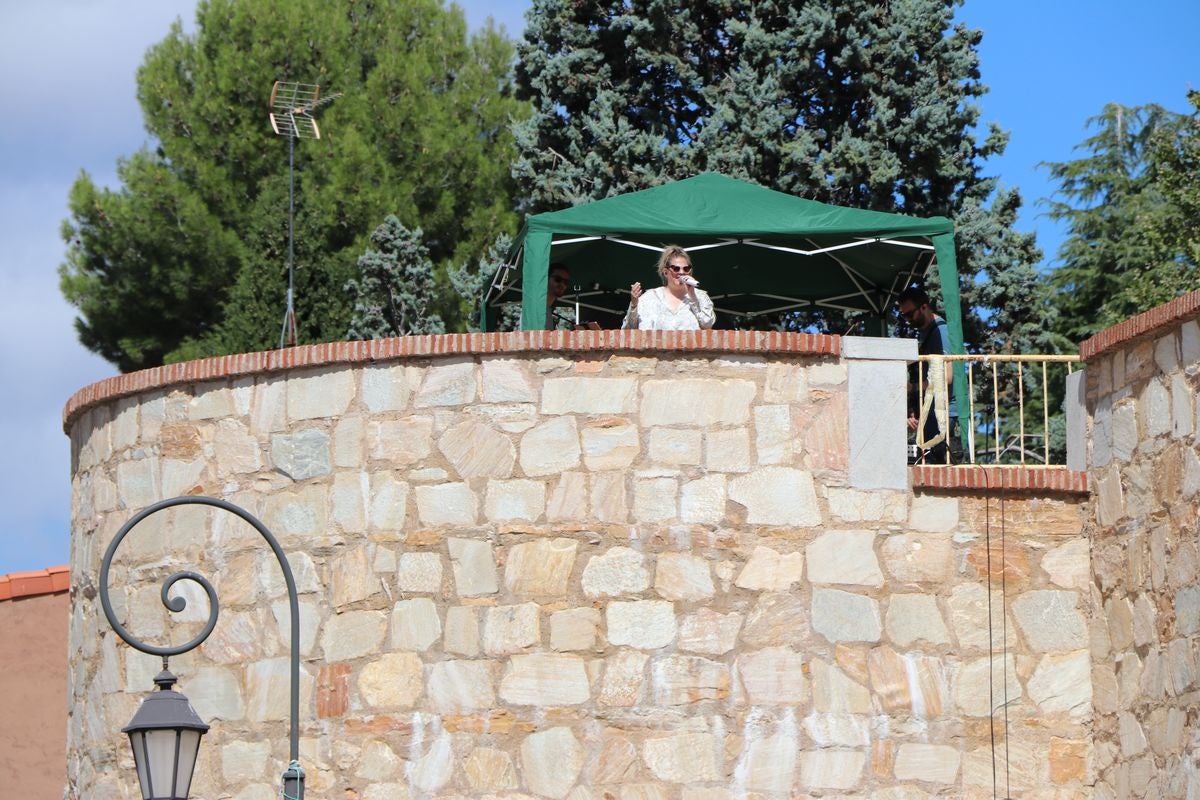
[621,286,716,331]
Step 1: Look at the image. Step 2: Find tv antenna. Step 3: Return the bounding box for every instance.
[268,80,341,348]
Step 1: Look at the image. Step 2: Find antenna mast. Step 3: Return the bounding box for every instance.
[268,81,341,348]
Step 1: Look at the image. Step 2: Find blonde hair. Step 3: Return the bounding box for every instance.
[656,245,691,284]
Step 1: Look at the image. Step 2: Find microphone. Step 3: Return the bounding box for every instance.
[682,276,699,287]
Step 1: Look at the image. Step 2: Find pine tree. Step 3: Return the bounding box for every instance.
[512,0,1048,353]
[1044,100,1195,341]
[60,0,524,371]
[347,216,446,338]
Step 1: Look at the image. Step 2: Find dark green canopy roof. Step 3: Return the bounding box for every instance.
[484,173,963,352]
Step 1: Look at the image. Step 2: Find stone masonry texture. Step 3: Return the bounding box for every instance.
[66,338,1097,799]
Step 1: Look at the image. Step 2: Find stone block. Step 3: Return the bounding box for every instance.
[826,487,907,523]
[368,473,408,533]
[463,747,518,792]
[799,749,866,790]
[428,660,496,713]
[358,652,423,708]
[547,471,588,520]
[483,603,541,655]
[641,378,756,426]
[390,597,441,651]
[885,593,950,647]
[737,646,806,704]
[1012,590,1088,652]
[598,650,648,706]
[803,714,870,748]
[542,377,638,414]
[607,600,676,649]
[634,476,678,523]
[287,368,355,420]
[551,607,601,651]
[369,417,433,466]
[438,420,516,478]
[649,428,702,465]
[481,358,536,403]
[728,467,820,526]
[520,416,581,476]
[1172,373,1194,438]
[160,456,205,497]
[448,538,498,596]
[1143,379,1172,439]
[680,474,726,525]
[810,658,870,713]
[654,552,715,601]
[332,416,364,468]
[582,547,650,598]
[499,653,590,705]
[1065,369,1087,471]
[733,732,797,793]
[880,532,954,583]
[331,546,377,608]
[848,359,907,489]
[591,471,629,523]
[357,740,401,781]
[223,740,270,782]
[642,733,720,782]
[1028,650,1091,719]
[908,493,959,532]
[812,588,881,643]
[245,657,314,722]
[321,610,386,663]
[413,358,476,407]
[894,743,960,784]
[408,733,454,792]
[1042,538,1090,589]
[1112,401,1137,461]
[735,546,804,591]
[807,530,883,586]
[521,727,585,799]
[678,608,742,655]
[741,592,808,648]
[443,605,480,656]
[414,482,476,526]
[270,429,331,481]
[754,405,793,464]
[187,666,245,721]
[505,538,577,596]
[361,364,417,413]
[581,419,640,470]
[396,552,443,593]
[486,479,546,521]
[650,654,730,705]
[117,457,159,509]
[215,419,262,475]
[954,654,1021,717]
[704,428,752,472]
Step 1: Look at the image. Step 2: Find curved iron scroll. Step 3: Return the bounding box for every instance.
[98,495,302,766]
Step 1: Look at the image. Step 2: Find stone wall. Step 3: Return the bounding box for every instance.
[1082,300,1200,798]
[65,334,1091,799]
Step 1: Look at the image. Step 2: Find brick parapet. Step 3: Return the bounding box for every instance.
[910,465,1089,494]
[1078,288,1200,362]
[62,329,840,433]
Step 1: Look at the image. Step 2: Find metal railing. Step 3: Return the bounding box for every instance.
[915,353,1082,466]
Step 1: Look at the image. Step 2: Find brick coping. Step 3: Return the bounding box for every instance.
[63,329,840,433]
[911,465,1089,494]
[0,566,69,602]
[1078,289,1200,362]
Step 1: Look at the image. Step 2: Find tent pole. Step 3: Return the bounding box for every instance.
[932,232,970,455]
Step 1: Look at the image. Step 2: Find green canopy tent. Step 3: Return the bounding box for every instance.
[483,172,968,435]
[487,172,962,337]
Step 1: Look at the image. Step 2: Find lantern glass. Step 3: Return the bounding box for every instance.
[126,716,205,799]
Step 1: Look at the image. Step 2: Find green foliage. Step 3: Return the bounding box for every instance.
[512,0,1049,352]
[448,233,520,332]
[61,0,525,371]
[1045,96,1199,341]
[347,216,445,338]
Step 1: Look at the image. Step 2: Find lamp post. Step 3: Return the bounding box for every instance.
[99,496,305,800]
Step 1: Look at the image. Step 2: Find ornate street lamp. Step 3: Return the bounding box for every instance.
[122,667,208,800]
[99,496,306,800]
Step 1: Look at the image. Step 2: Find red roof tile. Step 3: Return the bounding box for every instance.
[0,566,70,601]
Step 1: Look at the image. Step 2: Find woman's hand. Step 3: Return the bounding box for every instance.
[629,281,642,307]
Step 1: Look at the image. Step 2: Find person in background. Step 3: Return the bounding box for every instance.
[623,245,715,331]
[897,286,959,463]
[546,262,571,330]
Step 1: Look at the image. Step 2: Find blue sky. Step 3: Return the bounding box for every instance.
[0,0,1195,574]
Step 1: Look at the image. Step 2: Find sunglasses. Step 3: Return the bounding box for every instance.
[898,307,920,321]
[550,275,569,284]
[667,264,693,273]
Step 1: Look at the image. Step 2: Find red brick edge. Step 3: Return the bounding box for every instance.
[910,465,1089,494]
[0,566,70,602]
[1078,289,1200,362]
[63,330,840,433]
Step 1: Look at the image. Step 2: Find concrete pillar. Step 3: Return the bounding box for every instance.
[844,336,917,490]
